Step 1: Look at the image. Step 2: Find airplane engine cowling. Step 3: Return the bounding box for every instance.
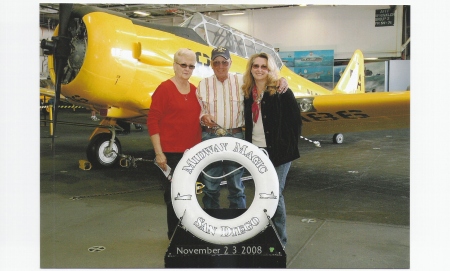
[64,19,87,84]
[48,16,87,85]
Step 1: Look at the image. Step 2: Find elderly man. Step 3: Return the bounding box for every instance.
[197,46,287,210]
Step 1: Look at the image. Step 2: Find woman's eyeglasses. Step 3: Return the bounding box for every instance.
[252,64,268,70]
[212,60,230,67]
[176,62,196,70]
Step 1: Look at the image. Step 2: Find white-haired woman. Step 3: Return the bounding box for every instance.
[147,48,201,239]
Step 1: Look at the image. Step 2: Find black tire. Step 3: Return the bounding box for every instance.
[332,133,344,144]
[86,133,122,168]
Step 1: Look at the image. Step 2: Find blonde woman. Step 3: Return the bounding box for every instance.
[147,48,201,239]
[197,47,289,210]
[242,52,302,248]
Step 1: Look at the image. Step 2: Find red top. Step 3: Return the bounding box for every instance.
[147,79,201,153]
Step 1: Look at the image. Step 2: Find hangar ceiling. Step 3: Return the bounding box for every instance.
[39,3,296,29]
[39,4,410,60]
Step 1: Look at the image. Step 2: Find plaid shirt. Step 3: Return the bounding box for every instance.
[196,73,245,129]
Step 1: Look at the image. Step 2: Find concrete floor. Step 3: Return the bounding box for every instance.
[39,110,410,269]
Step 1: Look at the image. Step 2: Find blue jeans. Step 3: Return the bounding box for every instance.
[273,162,291,247]
[201,131,246,209]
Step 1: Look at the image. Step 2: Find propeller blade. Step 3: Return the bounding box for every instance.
[52,4,73,146]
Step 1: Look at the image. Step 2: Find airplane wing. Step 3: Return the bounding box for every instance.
[40,87,55,98]
[40,87,80,108]
[299,91,410,136]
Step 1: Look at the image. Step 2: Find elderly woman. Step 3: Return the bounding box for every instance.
[147,48,201,239]
[242,52,302,248]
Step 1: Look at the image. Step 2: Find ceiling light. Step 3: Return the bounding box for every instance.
[133,11,149,16]
[222,12,245,16]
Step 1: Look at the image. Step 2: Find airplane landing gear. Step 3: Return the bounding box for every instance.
[86,133,122,168]
[333,133,344,144]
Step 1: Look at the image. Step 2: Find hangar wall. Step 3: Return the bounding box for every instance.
[218,5,404,59]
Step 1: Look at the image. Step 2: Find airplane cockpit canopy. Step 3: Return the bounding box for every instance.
[180,13,284,69]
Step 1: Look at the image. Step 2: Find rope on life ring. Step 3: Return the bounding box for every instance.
[171,137,279,245]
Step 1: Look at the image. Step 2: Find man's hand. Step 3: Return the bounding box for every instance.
[276,77,289,93]
[201,114,216,128]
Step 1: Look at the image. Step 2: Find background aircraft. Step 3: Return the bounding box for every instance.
[41,4,410,168]
[299,71,324,79]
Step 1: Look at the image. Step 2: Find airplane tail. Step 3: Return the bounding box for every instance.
[332,49,365,94]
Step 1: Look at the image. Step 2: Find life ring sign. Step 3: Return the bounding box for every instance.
[171,137,279,245]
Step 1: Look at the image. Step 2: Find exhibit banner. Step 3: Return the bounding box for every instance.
[334,61,387,92]
[279,50,334,88]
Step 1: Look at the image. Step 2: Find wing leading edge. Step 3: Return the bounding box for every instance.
[300,91,410,136]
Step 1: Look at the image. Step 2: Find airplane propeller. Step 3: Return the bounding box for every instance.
[40,4,73,147]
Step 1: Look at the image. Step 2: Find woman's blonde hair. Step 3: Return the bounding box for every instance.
[173,48,196,63]
[242,52,280,98]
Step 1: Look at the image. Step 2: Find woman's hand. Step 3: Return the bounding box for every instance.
[155,152,167,171]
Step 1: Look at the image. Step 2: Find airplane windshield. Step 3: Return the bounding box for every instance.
[180,13,283,69]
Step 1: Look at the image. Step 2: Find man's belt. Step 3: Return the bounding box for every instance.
[202,126,243,136]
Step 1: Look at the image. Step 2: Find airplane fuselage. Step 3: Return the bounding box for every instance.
[48,7,333,123]
[47,6,409,137]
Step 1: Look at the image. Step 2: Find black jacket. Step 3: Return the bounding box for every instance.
[244,88,302,167]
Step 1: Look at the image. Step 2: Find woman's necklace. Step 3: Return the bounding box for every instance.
[256,86,266,104]
[256,91,263,104]
[172,78,190,101]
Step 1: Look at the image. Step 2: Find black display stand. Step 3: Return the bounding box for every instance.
[164,209,286,268]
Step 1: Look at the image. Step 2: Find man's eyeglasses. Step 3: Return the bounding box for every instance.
[212,60,230,67]
[176,62,196,70]
[252,64,268,70]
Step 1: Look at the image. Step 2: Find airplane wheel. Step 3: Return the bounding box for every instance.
[86,133,122,168]
[333,133,344,144]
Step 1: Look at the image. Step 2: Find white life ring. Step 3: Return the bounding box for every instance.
[171,137,279,245]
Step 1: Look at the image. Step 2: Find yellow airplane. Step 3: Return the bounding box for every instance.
[41,4,410,168]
